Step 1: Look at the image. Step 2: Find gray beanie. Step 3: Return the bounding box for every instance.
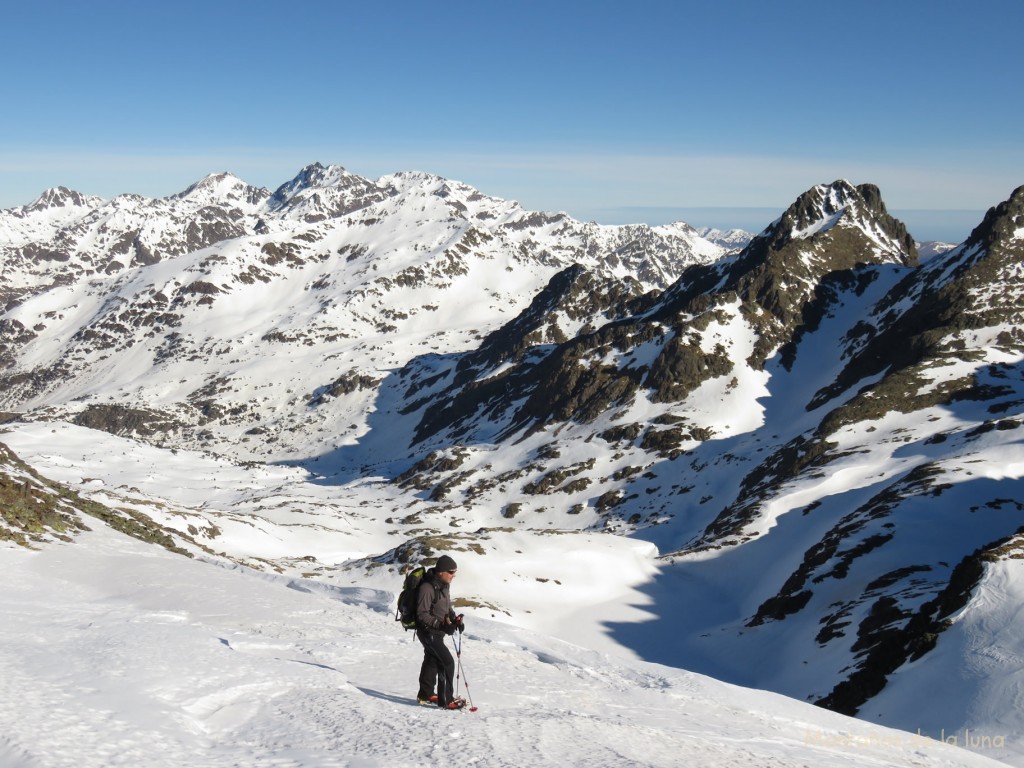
[435,554,458,572]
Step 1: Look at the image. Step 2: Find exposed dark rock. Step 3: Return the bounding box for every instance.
[71,404,183,438]
[816,527,1024,716]
[747,464,943,627]
[310,371,383,406]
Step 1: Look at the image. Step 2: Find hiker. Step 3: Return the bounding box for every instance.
[415,554,466,710]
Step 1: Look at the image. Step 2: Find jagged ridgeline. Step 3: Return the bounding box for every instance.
[406,181,917,447]
[1,166,1023,724]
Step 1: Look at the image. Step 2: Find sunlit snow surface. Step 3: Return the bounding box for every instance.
[0,523,1009,768]
[0,420,1020,767]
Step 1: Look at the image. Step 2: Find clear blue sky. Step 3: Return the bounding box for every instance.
[3,0,1022,242]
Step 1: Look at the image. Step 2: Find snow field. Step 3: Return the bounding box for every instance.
[0,524,1008,768]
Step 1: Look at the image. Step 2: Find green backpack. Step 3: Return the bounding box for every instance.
[395,565,427,630]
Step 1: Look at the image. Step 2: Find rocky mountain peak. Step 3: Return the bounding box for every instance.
[761,180,916,261]
[22,186,99,214]
[270,162,371,201]
[738,180,916,284]
[676,181,916,370]
[961,183,1024,251]
[271,161,331,196]
[379,171,516,220]
[267,163,393,222]
[381,170,451,191]
[783,179,862,231]
[173,172,270,208]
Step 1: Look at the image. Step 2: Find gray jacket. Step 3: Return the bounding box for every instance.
[416,570,456,632]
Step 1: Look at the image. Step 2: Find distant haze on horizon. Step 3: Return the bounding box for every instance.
[2,1,1020,248]
[595,206,985,245]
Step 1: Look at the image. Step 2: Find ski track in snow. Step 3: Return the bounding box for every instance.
[0,526,1009,768]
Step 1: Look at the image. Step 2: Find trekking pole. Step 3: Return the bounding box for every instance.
[451,633,477,712]
[453,632,463,698]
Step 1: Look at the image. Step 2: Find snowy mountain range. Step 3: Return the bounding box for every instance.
[694,226,754,251]
[2,164,1022,766]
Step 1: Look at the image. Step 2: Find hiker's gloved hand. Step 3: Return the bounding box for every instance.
[455,615,465,633]
[443,621,458,635]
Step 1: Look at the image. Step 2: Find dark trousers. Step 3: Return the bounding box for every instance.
[417,629,456,705]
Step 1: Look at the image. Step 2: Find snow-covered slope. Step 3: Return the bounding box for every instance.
[2,169,1024,766]
[0,521,1010,768]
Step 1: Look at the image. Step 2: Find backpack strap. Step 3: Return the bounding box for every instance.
[416,572,443,630]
